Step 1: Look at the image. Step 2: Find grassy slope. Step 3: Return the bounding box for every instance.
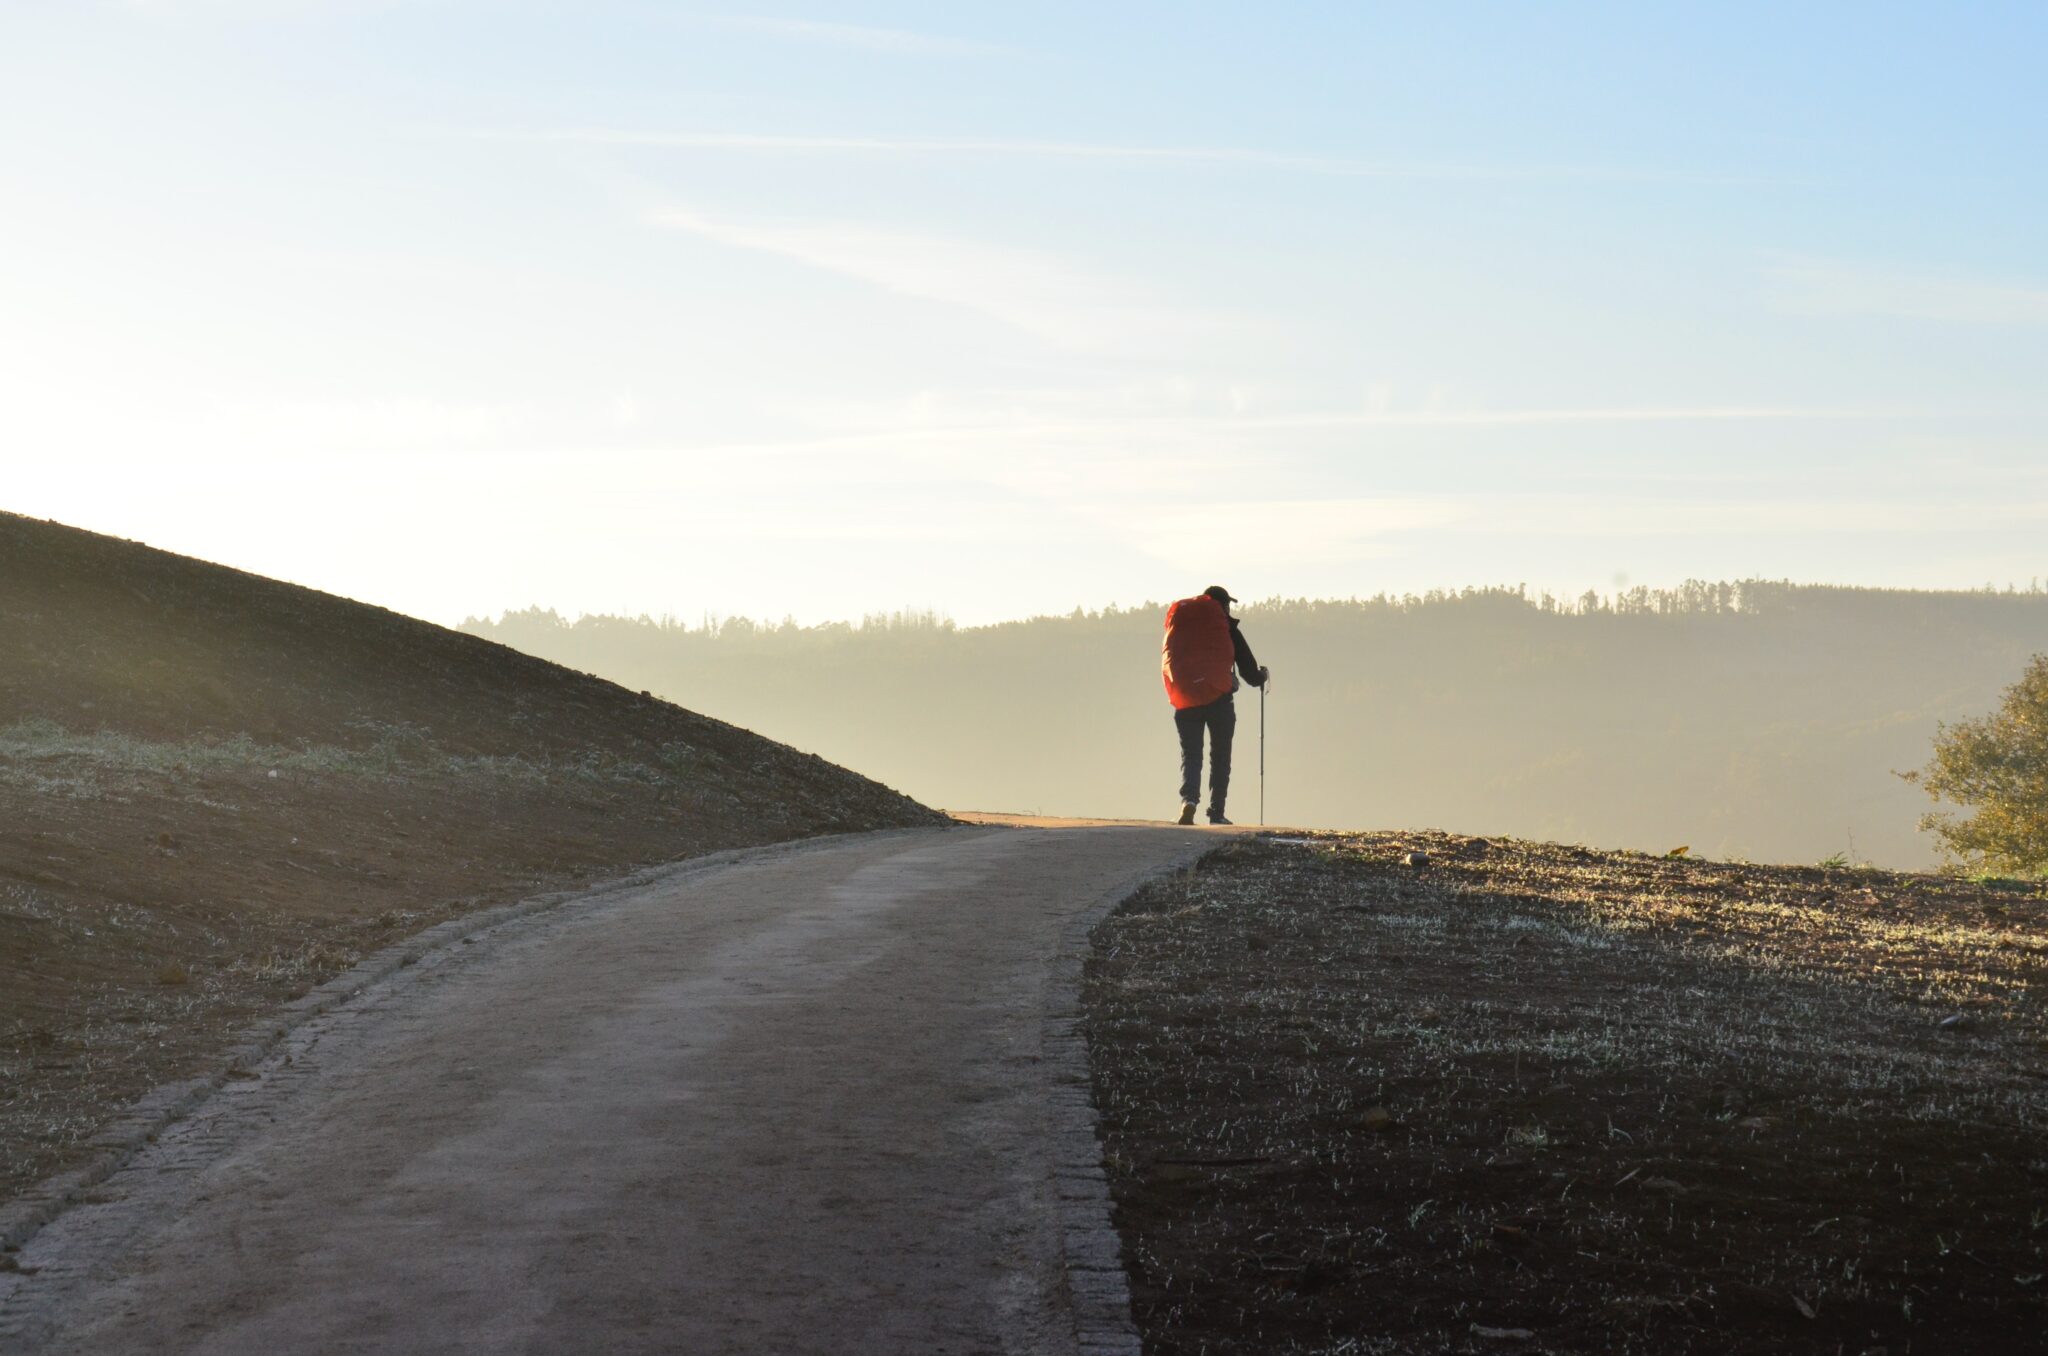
[1087,833,2048,1354]
[0,512,946,1199]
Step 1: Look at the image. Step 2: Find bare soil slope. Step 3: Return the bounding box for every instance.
[1087,833,2048,1354]
[0,512,944,1201]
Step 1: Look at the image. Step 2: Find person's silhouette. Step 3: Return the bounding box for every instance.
[1161,585,1268,825]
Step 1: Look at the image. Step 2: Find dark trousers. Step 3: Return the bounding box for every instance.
[1174,694,1235,814]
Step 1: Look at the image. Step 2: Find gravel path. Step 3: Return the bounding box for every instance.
[0,824,1209,1355]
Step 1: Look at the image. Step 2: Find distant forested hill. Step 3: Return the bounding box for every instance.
[462,582,2048,869]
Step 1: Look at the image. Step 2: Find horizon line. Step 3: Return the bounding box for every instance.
[458,575,2048,633]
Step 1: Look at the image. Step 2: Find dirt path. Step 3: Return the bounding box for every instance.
[0,824,1210,1355]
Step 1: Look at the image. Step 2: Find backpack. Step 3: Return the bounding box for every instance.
[1161,595,1235,710]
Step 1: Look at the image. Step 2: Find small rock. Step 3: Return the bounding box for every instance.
[1360,1106,1398,1132]
[1402,851,1429,868]
[1937,1012,1974,1031]
[1640,1175,1688,1196]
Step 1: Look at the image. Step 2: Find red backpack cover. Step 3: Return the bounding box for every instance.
[1162,595,1235,710]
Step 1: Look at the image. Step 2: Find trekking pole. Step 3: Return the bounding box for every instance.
[1259,681,1267,826]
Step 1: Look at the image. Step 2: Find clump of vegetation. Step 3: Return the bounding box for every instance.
[1907,654,2048,878]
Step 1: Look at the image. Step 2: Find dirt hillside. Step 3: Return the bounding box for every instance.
[0,511,945,1201]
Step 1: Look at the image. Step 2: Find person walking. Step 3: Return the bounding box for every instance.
[1161,585,1269,826]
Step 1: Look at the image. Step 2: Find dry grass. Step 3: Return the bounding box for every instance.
[0,717,725,800]
[1084,832,2048,1354]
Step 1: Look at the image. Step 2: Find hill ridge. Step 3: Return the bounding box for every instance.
[1,511,943,1202]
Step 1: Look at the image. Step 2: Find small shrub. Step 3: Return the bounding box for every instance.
[1905,655,2048,877]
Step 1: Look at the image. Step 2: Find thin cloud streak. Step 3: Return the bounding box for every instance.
[1770,259,2048,325]
[699,16,1006,57]
[1462,495,2048,537]
[641,404,1912,463]
[1075,489,2048,580]
[1105,497,1467,573]
[526,128,1771,185]
[647,206,1209,350]
[1151,407,1891,429]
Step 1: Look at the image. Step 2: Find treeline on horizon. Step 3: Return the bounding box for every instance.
[473,577,2048,638]
[461,580,2048,870]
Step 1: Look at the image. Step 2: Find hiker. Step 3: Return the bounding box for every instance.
[1161,585,1268,825]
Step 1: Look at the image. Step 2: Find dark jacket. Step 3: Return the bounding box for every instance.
[1228,618,1265,692]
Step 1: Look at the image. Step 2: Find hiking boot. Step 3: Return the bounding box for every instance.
[1207,811,1233,826]
[1176,801,1197,826]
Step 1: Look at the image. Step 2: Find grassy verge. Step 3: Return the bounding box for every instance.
[1084,832,2048,1354]
[0,717,740,797]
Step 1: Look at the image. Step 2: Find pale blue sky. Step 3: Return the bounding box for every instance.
[5,2,2045,624]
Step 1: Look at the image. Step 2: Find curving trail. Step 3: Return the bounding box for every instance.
[0,823,1219,1355]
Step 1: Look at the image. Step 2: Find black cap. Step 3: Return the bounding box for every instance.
[1203,585,1235,605]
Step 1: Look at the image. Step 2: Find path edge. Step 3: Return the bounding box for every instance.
[1042,859,1179,1355]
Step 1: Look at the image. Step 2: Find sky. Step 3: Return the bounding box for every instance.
[4,1,2046,627]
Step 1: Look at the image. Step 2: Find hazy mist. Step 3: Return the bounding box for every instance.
[464,581,2048,871]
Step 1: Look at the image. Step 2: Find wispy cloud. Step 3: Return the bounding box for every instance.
[659,404,1898,460]
[118,0,405,17]
[1097,491,2048,581]
[1770,259,2048,325]
[647,206,1209,351]
[200,397,525,450]
[531,127,1759,184]
[700,15,1004,57]
[1108,497,1467,572]
[1459,494,2048,537]
[1119,407,1874,429]
[1113,489,2048,576]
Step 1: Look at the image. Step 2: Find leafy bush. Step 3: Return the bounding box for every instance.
[1906,655,2048,876]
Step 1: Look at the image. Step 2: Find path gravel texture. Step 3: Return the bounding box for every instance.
[0,824,1212,1355]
